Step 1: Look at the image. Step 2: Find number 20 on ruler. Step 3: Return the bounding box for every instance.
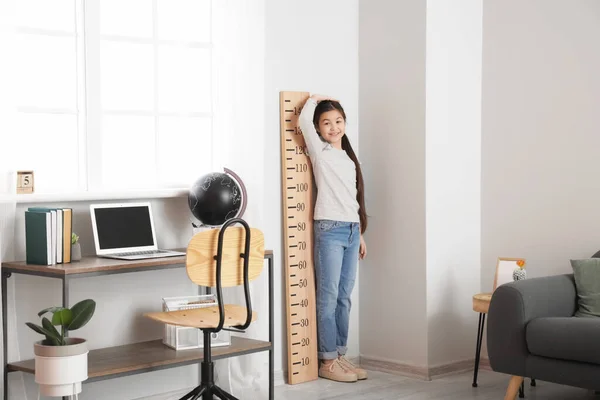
[279,91,318,384]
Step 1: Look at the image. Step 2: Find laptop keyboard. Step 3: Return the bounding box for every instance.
[112,250,171,257]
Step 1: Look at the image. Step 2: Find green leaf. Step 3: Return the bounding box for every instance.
[42,318,63,345]
[26,323,48,337]
[51,309,73,328]
[47,336,61,346]
[68,299,96,331]
[25,323,62,344]
[37,306,64,317]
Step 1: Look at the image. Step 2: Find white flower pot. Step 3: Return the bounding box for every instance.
[34,338,88,397]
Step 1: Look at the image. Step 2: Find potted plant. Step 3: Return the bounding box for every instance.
[26,299,96,397]
[71,232,81,261]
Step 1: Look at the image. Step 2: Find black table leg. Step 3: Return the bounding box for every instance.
[62,277,69,320]
[472,313,485,388]
[62,277,70,400]
[3,272,10,400]
[531,378,536,386]
[519,380,525,398]
[268,254,274,400]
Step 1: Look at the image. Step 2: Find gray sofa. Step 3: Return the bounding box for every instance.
[487,274,600,393]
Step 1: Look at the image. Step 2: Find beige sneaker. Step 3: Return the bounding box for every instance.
[319,359,358,382]
[338,356,368,380]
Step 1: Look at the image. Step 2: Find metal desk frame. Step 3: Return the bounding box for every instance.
[2,252,274,400]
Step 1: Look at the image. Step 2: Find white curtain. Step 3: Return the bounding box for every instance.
[211,1,267,399]
[0,200,20,399]
[0,1,26,397]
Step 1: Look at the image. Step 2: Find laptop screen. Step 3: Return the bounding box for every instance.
[94,205,155,250]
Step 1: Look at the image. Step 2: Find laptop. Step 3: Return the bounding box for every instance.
[90,202,186,260]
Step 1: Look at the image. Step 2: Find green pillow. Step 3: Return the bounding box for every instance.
[571,258,600,318]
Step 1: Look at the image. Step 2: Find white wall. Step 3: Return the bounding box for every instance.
[264,0,360,376]
[481,0,600,290]
[358,0,428,368]
[359,0,482,372]
[425,0,482,368]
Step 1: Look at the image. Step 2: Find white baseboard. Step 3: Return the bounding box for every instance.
[274,369,286,387]
[359,355,483,381]
[479,357,492,371]
[359,356,430,380]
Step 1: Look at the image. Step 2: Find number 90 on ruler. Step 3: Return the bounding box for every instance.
[279,91,318,384]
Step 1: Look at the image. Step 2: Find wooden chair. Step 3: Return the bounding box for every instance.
[144,218,265,400]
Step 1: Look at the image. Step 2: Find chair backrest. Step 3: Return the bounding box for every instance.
[186,225,265,288]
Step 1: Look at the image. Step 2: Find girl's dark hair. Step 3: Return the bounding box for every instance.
[313,100,368,234]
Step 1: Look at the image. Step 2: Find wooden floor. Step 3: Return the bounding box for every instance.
[275,369,600,399]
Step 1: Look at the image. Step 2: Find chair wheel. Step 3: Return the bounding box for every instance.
[531,379,536,387]
[472,383,478,388]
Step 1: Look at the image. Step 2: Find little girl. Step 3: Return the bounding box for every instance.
[299,94,368,383]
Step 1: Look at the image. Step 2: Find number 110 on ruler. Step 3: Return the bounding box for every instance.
[279,91,318,384]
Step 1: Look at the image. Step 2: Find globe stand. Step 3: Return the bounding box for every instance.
[191,224,218,236]
[223,168,247,220]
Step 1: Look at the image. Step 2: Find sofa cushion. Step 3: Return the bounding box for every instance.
[527,317,600,365]
[570,258,600,317]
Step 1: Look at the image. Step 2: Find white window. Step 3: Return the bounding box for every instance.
[2,0,213,194]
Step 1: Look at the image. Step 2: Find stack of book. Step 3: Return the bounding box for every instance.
[25,207,73,265]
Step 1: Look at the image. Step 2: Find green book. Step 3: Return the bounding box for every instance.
[28,207,61,264]
[25,211,52,266]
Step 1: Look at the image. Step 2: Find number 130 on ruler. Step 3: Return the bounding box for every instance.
[279,91,318,384]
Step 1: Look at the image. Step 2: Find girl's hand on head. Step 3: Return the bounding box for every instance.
[359,235,367,260]
[310,94,338,103]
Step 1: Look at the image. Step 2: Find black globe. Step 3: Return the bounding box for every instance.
[188,172,242,226]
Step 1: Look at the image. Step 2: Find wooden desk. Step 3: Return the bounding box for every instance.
[2,250,274,400]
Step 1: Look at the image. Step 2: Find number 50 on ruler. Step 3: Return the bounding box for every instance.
[279,91,318,384]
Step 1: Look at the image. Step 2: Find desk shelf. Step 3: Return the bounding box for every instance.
[8,337,272,383]
[2,250,275,399]
[1,250,273,278]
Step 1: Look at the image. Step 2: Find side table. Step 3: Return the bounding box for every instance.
[472,293,491,388]
[472,292,535,398]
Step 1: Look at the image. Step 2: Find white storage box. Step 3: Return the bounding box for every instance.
[162,294,231,350]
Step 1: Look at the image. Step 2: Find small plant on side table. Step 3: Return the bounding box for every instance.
[26,299,96,397]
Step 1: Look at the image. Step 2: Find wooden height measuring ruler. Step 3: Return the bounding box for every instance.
[279,91,318,384]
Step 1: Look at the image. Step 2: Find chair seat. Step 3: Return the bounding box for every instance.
[527,317,600,365]
[145,304,257,329]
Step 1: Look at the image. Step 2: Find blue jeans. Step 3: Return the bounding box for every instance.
[314,219,360,360]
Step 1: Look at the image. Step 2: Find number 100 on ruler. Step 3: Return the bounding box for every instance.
[279,91,318,384]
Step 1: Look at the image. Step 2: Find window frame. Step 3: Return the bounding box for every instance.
[6,0,215,200]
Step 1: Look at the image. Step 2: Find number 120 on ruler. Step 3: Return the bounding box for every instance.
[279,91,318,384]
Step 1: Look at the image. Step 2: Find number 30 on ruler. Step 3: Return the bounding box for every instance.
[279,91,318,384]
